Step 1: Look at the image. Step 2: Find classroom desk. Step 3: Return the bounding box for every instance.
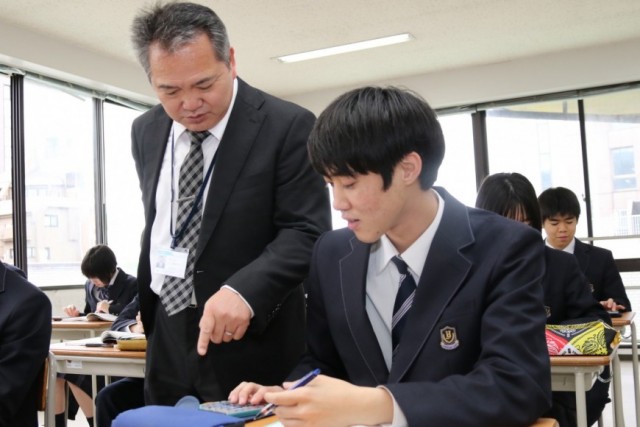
[51,319,113,341]
[550,348,623,427]
[612,311,639,427]
[46,342,145,427]
[245,416,559,426]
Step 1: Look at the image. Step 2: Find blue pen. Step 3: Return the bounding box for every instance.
[253,368,321,420]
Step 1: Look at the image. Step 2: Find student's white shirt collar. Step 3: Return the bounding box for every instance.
[375,189,445,279]
[545,237,576,254]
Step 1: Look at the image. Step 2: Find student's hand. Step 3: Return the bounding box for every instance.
[228,382,284,405]
[129,312,144,334]
[96,300,111,313]
[63,305,80,317]
[264,375,393,427]
[601,298,626,311]
[197,287,251,355]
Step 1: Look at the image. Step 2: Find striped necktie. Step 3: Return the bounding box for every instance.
[390,256,417,355]
[160,130,210,316]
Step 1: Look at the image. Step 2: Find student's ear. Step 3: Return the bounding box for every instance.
[399,152,422,185]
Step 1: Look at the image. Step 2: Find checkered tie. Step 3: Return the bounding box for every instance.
[97,286,109,302]
[160,130,210,316]
[390,256,417,355]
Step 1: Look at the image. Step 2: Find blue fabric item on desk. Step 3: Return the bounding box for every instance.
[112,405,245,427]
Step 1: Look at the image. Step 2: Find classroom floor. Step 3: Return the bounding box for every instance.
[38,357,640,426]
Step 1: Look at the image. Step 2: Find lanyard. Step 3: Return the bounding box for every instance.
[169,129,218,248]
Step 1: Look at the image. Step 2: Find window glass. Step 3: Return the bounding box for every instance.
[583,89,640,259]
[485,100,587,238]
[103,102,146,274]
[435,113,476,206]
[23,79,95,286]
[0,74,12,265]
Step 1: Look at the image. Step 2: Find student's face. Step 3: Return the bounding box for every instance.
[326,166,410,246]
[543,214,577,250]
[149,33,237,132]
[90,277,107,288]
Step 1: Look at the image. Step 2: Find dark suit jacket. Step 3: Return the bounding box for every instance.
[83,267,138,315]
[543,247,610,324]
[0,263,52,427]
[132,78,331,391]
[573,239,631,311]
[294,188,551,426]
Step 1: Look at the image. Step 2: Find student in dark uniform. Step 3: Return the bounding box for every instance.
[538,186,632,313]
[229,87,551,426]
[476,172,611,427]
[0,262,51,427]
[56,245,137,427]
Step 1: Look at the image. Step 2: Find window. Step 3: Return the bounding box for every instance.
[23,79,96,286]
[0,73,12,266]
[44,214,59,227]
[611,147,636,190]
[485,100,587,238]
[583,88,640,258]
[436,113,476,206]
[103,102,146,274]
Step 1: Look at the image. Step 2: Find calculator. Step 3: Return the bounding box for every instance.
[199,400,263,418]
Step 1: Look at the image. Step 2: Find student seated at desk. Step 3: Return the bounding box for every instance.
[95,296,145,427]
[476,172,612,427]
[226,87,552,426]
[538,186,632,314]
[56,245,137,427]
[0,262,51,427]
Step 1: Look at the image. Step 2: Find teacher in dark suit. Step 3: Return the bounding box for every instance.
[230,87,551,426]
[130,2,330,405]
[0,262,51,427]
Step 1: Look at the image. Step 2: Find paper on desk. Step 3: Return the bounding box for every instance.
[64,337,103,346]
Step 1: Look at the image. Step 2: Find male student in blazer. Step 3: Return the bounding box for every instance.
[230,87,551,426]
[129,2,330,405]
[538,186,632,312]
[0,262,51,427]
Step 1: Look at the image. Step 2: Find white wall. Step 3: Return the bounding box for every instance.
[1,17,639,112]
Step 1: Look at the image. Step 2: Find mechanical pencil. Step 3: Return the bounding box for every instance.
[253,368,321,420]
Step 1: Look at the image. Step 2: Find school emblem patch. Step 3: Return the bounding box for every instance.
[440,326,459,350]
[545,305,551,318]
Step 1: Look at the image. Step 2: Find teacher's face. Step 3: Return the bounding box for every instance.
[149,33,237,132]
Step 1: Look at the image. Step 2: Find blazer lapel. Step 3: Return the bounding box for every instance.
[389,189,474,381]
[573,239,590,272]
[141,109,172,224]
[196,80,264,260]
[340,237,390,383]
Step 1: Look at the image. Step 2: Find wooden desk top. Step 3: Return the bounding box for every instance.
[52,320,113,330]
[50,342,145,359]
[247,415,277,426]
[612,310,635,327]
[246,416,558,426]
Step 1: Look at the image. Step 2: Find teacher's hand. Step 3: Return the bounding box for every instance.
[197,287,251,355]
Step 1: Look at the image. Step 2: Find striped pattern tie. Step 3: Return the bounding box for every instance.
[160,130,210,316]
[390,256,417,355]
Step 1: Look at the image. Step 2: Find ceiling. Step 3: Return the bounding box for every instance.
[1,0,640,98]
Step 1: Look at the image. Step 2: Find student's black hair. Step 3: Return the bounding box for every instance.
[307,86,445,190]
[475,172,542,232]
[81,245,117,284]
[537,186,581,221]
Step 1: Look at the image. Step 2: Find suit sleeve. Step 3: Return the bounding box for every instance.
[112,295,140,332]
[562,255,611,323]
[225,108,332,332]
[600,251,632,311]
[0,284,51,427]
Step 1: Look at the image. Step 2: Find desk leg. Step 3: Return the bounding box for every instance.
[576,372,588,427]
[631,322,640,427]
[45,352,57,427]
[612,354,625,427]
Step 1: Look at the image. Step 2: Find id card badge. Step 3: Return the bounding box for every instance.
[152,246,189,279]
